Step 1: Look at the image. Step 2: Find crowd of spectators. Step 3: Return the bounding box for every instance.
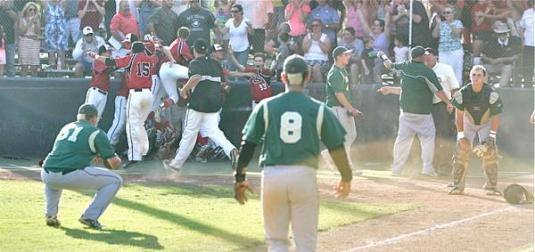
[0,0,532,87]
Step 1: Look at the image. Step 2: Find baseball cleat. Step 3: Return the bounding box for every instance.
[79,217,103,230]
[122,160,139,169]
[485,188,503,196]
[448,187,464,195]
[46,216,61,228]
[421,170,438,177]
[163,159,181,173]
[230,148,239,171]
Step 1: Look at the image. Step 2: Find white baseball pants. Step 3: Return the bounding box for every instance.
[41,166,122,220]
[85,87,108,120]
[169,108,236,168]
[392,111,436,174]
[262,165,319,252]
[321,106,356,170]
[159,62,189,104]
[107,96,127,145]
[126,89,153,161]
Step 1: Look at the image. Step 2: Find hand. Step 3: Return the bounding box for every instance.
[377,86,390,95]
[234,181,254,204]
[86,51,97,58]
[348,108,363,117]
[93,155,103,165]
[179,88,189,99]
[446,103,454,113]
[334,181,351,199]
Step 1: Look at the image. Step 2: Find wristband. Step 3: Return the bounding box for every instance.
[489,130,497,139]
[457,131,464,140]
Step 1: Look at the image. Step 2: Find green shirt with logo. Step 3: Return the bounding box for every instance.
[326,65,352,107]
[43,120,115,172]
[393,61,443,114]
[242,91,346,169]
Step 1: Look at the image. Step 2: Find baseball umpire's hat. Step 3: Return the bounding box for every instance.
[332,46,353,59]
[78,104,98,118]
[411,46,427,59]
[194,39,208,54]
[284,54,308,74]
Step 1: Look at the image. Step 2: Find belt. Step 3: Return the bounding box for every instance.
[91,87,108,95]
[44,168,78,175]
[133,88,150,92]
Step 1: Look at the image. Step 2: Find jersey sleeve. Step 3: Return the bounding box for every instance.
[327,71,346,92]
[452,89,464,110]
[93,60,108,74]
[489,91,503,115]
[92,130,116,159]
[320,106,346,149]
[114,55,132,68]
[188,60,202,77]
[424,70,443,93]
[242,103,266,144]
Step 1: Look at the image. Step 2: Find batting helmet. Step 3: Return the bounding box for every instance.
[504,184,534,204]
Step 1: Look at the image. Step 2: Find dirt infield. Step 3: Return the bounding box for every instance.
[1,160,532,252]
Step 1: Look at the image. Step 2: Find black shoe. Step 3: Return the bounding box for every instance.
[46,216,61,227]
[123,160,139,169]
[79,217,103,229]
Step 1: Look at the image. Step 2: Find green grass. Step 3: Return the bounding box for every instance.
[0,180,415,251]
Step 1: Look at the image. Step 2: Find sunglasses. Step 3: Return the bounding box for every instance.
[231,10,240,13]
[312,24,321,27]
[28,8,36,12]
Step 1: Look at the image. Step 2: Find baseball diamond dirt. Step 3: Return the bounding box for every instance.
[0,157,532,251]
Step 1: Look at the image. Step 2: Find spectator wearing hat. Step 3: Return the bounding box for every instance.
[18,1,41,77]
[424,47,459,176]
[148,0,179,46]
[377,46,454,177]
[471,0,509,65]
[73,26,106,77]
[519,0,534,86]
[481,20,522,87]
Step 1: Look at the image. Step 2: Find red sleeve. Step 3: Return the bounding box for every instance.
[169,39,179,57]
[181,43,193,61]
[114,55,132,68]
[93,60,107,74]
[243,66,255,73]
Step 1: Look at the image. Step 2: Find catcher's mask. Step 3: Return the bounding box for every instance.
[504,184,534,204]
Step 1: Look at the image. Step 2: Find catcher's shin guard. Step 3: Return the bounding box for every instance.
[451,138,471,189]
[482,139,499,190]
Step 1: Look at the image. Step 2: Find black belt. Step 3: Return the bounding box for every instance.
[91,87,108,95]
[133,88,150,92]
[44,168,78,175]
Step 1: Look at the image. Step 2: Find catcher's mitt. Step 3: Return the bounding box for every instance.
[504,184,534,204]
[473,137,497,159]
[457,137,471,152]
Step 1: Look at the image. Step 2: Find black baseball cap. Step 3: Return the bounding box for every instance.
[425,47,437,56]
[194,39,208,54]
[411,46,427,58]
[332,46,353,59]
[78,104,98,118]
[283,54,308,74]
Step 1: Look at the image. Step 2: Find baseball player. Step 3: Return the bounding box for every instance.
[449,65,504,195]
[233,55,353,251]
[163,39,238,172]
[107,75,129,146]
[92,41,159,165]
[85,45,114,121]
[376,46,454,176]
[41,104,122,229]
[322,46,363,174]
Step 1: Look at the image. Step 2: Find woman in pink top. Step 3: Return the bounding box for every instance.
[344,0,368,38]
[285,0,310,38]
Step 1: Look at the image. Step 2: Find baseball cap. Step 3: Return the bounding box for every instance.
[82,26,93,36]
[332,46,353,59]
[78,104,98,118]
[213,43,224,52]
[492,20,510,33]
[283,54,308,74]
[411,46,427,58]
[425,47,437,56]
[98,44,111,54]
[123,33,138,43]
[194,39,208,54]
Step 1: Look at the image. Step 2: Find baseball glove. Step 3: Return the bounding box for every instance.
[473,137,496,159]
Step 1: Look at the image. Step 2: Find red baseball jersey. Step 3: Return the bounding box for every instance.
[168,38,193,66]
[90,60,111,91]
[114,52,159,89]
[244,67,273,103]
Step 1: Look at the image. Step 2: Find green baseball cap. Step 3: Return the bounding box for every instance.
[283,54,308,74]
[411,46,427,58]
[332,46,353,59]
[78,104,98,118]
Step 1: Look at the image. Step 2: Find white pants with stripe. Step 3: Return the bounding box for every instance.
[321,106,356,170]
[262,165,319,252]
[126,89,153,161]
[150,75,164,112]
[85,87,108,120]
[41,166,122,220]
[392,111,436,174]
[159,62,188,104]
[107,96,127,145]
[169,108,236,168]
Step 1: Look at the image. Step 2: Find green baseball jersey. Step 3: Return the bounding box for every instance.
[393,61,443,114]
[43,120,115,172]
[242,91,346,169]
[325,65,352,107]
[452,83,503,125]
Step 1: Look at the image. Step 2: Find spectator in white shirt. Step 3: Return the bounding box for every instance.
[519,0,534,85]
[73,26,106,77]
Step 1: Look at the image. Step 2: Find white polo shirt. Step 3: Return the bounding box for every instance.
[432,62,459,104]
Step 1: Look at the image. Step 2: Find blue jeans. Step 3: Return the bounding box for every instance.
[232,49,249,70]
[5,43,16,77]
